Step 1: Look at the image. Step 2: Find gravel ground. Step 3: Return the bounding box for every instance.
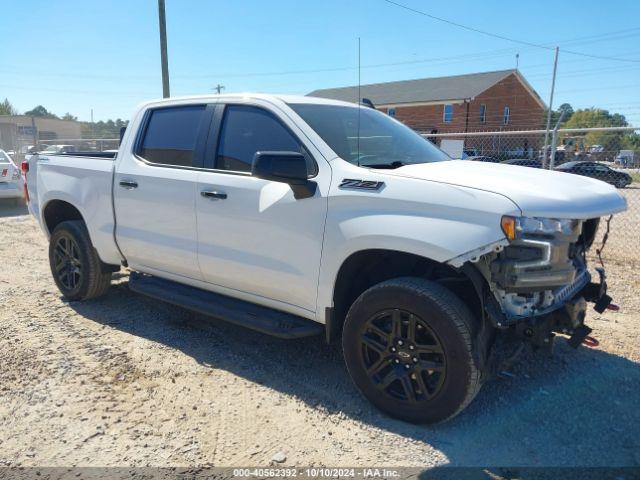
[0,199,638,468]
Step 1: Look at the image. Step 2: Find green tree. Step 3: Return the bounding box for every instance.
[545,103,574,127]
[0,98,18,115]
[62,112,78,121]
[80,118,129,139]
[24,105,58,118]
[562,108,629,154]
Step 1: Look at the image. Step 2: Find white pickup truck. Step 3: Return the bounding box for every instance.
[25,94,627,423]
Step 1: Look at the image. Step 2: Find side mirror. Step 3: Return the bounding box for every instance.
[252,151,317,199]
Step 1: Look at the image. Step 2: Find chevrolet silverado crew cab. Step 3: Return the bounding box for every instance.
[24,94,627,424]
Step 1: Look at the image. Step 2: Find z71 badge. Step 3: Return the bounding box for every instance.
[339,179,385,191]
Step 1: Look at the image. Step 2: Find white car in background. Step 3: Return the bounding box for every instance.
[40,144,77,154]
[0,149,24,202]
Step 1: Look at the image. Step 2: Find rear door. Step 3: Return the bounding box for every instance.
[195,101,330,315]
[114,104,214,280]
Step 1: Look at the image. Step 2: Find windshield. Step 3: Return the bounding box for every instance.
[0,151,11,164]
[289,103,450,168]
[42,146,59,152]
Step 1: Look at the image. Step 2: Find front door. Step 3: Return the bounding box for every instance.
[114,104,212,280]
[196,102,330,315]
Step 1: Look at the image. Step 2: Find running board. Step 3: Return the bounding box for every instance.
[128,273,323,339]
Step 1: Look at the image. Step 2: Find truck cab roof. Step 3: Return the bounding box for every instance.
[136,93,361,110]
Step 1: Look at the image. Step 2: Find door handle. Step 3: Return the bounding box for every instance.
[201,190,227,200]
[119,179,138,189]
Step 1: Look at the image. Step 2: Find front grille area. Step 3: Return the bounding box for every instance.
[489,220,583,293]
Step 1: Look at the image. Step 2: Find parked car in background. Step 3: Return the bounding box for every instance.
[502,158,542,168]
[0,149,24,202]
[614,150,635,168]
[21,145,52,156]
[41,145,77,154]
[555,161,632,189]
[467,155,499,163]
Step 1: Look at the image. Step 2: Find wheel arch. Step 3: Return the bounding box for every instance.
[41,198,120,269]
[42,199,85,235]
[326,248,487,343]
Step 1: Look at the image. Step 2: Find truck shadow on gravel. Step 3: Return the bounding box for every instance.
[68,281,640,467]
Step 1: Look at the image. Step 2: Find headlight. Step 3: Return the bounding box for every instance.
[501,215,578,241]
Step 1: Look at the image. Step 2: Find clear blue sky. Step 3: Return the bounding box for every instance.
[2,0,640,125]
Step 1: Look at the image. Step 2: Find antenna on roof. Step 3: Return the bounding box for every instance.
[515,53,519,70]
[357,37,361,166]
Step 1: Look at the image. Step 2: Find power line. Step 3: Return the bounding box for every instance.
[381,0,640,63]
[381,0,551,50]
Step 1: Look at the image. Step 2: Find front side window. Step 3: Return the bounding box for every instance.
[503,106,510,125]
[138,105,206,167]
[216,105,307,173]
[443,104,453,123]
[289,103,450,169]
[479,104,486,123]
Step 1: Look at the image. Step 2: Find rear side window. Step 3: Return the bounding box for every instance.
[216,105,312,173]
[0,152,11,164]
[138,105,206,167]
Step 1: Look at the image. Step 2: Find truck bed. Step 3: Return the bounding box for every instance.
[26,152,122,265]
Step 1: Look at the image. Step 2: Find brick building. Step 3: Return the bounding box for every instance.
[308,69,546,155]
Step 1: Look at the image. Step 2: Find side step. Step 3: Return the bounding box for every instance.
[128,272,323,339]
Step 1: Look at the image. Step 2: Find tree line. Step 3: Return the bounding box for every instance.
[2,97,639,149]
[548,102,640,153]
[0,98,128,139]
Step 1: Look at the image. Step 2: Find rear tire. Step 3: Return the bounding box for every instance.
[342,277,481,424]
[49,220,112,301]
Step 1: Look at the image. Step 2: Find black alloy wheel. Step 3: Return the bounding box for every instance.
[342,277,482,424]
[48,220,113,301]
[52,234,83,291]
[360,308,446,403]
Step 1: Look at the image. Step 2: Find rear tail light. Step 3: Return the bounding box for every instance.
[21,160,30,202]
[1,168,7,177]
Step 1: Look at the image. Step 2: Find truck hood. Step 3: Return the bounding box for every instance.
[383,160,627,219]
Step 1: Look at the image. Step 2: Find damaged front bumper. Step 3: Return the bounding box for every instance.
[470,217,615,349]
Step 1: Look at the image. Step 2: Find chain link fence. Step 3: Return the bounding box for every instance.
[3,125,638,264]
[422,127,639,264]
[9,137,120,163]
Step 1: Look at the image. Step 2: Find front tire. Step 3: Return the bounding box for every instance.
[342,277,481,424]
[49,220,112,301]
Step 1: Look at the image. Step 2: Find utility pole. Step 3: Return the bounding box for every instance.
[542,46,559,168]
[214,84,225,94]
[549,109,567,170]
[91,109,94,138]
[158,0,170,98]
[31,116,37,150]
[515,53,519,70]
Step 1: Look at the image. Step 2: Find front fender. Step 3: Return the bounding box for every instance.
[316,174,521,318]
